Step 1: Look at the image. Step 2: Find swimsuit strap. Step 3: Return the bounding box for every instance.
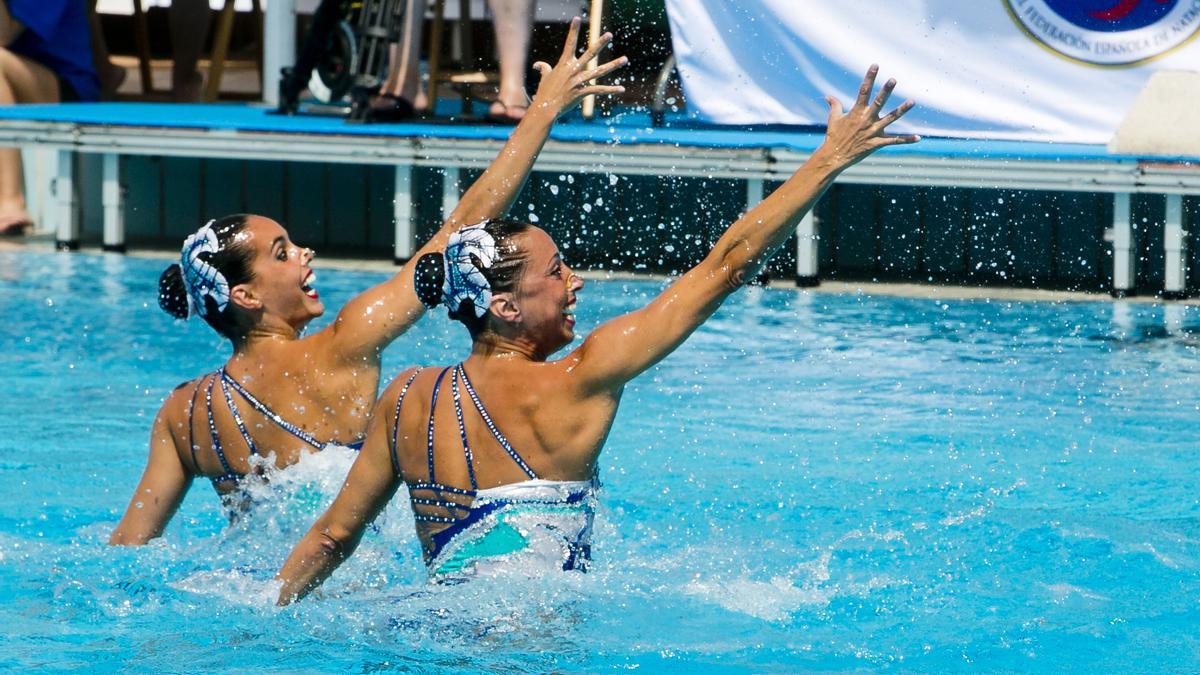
[456,363,537,480]
[220,374,260,458]
[409,481,475,523]
[388,368,423,477]
[185,377,203,471]
[204,373,242,484]
[219,368,324,450]
[425,367,453,485]
[412,367,475,526]
[449,366,480,491]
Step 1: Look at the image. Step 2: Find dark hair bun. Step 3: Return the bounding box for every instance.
[158,264,190,319]
[414,252,445,309]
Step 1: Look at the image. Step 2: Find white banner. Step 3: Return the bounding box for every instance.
[665,0,1200,143]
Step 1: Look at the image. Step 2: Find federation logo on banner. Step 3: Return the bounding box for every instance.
[1005,0,1200,66]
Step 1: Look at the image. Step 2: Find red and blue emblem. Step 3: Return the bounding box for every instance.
[1006,0,1200,65]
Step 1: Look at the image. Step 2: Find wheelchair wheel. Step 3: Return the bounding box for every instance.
[308,20,359,103]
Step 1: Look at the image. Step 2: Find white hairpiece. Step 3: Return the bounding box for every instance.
[179,219,231,318]
[442,221,499,318]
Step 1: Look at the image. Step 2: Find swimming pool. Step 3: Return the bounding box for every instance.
[2,250,1198,671]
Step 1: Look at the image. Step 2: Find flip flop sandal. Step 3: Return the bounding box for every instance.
[0,219,32,236]
[365,93,416,123]
[486,100,528,125]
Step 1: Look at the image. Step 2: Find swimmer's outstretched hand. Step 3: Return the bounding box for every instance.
[816,65,919,169]
[530,16,628,116]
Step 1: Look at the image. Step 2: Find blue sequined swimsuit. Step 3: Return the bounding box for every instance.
[187,368,363,487]
[391,364,598,578]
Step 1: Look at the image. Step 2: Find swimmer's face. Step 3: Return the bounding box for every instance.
[233,216,324,328]
[505,227,582,354]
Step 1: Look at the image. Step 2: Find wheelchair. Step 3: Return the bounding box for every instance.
[276,0,406,120]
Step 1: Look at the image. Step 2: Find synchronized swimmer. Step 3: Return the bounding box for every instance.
[108,18,626,545]
[274,65,918,601]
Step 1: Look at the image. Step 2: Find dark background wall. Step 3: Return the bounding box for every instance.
[70,155,1198,297]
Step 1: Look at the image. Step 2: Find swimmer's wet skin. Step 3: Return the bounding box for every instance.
[274,63,918,604]
[105,16,627,547]
[196,368,365,488]
[399,365,597,578]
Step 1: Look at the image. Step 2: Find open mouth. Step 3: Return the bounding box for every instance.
[301,269,319,299]
[563,301,576,325]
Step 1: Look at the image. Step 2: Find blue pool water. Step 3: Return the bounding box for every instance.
[2,250,1199,671]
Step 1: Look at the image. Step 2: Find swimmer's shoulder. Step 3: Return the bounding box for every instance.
[156,374,213,423]
[139,377,212,464]
[380,365,436,402]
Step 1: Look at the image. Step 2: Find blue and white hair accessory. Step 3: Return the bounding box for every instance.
[443,221,499,318]
[179,220,230,318]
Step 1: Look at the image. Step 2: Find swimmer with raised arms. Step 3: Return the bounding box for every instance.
[275,66,919,600]
[108,18,627,545]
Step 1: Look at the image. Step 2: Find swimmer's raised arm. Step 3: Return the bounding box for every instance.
[324,18,628,363]
[109,399,194,545]
[275,379,408,604]
[570,66,918,391]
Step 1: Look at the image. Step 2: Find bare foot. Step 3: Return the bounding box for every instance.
[0,209,33,236]
[489,87,530,122]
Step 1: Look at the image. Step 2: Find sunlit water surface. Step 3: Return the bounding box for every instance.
[1,251,1199,671]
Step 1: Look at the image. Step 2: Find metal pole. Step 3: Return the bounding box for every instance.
[1108,192,1133,298]
[795,210,820,287]
[1163,194,1187,299]
[263,0,296,106]
[102,154,126,253]
[441,167,460,221]
[393,165,414,264]
[53,149,78,251]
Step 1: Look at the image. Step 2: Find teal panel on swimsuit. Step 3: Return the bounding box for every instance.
[431,504,587,577]
[434,521,528,576]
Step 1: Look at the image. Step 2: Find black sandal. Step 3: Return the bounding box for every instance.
[365,93,416,123]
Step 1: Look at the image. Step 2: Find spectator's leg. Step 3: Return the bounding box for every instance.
[0,2,22,46]
[170,0,211,102]
[89,0,127,100]
[378,0,429,113]
[0,47,59,234]
[487,0,532,120]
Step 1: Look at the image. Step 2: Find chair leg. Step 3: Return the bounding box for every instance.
[426,0,446,109]
[204,0,239,102]
[456,0,472,114]
[581,0,604,119]
[457,0,472,67]
[253,0,265,91]
[132,0,156,95]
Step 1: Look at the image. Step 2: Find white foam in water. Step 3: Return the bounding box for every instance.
[682,529,908,622]
[242,442,361,501]
[684,575,834,622]
[220,444,367,545]
[1117,542,1182,570]
[1043,582,1110,604]
[160,444,427,610]
[171,569,284,608]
